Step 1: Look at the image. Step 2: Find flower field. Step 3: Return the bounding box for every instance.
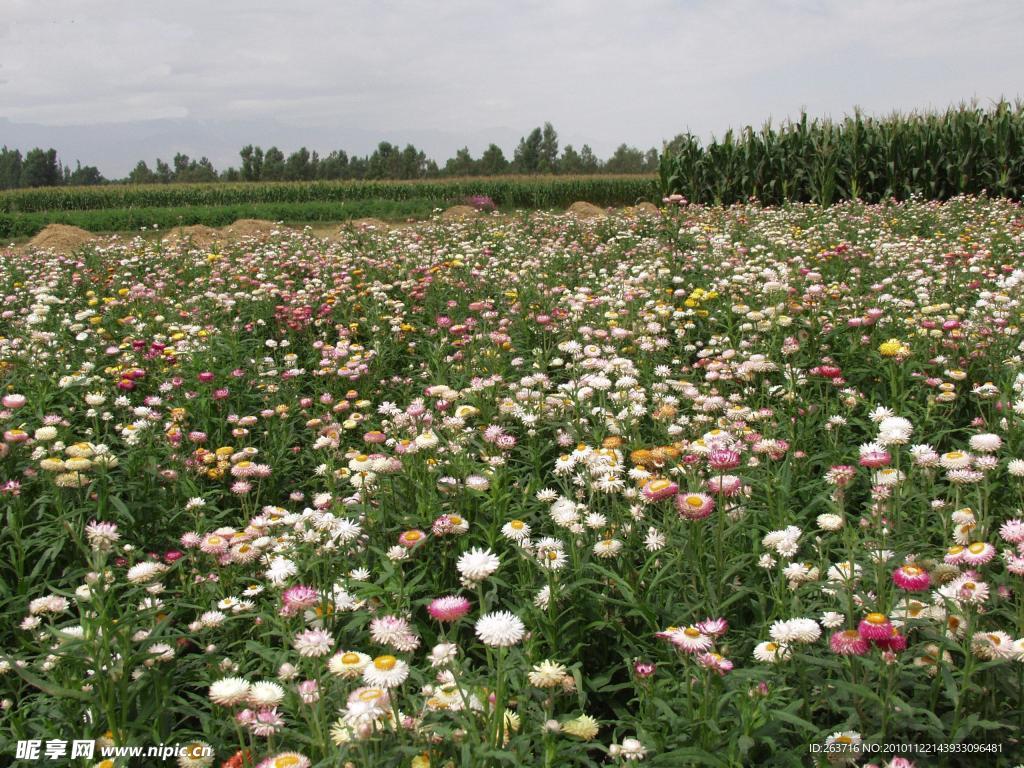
[1,197,1023,767]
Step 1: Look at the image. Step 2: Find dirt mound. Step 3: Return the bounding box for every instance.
[161,225,223,248]
[223,219,280,238]
[566,201,607,219]
[441,205,479,221]
[632,202,661,215]
[348,218,390,230]
[28,224,97,252]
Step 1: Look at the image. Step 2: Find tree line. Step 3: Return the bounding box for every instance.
[0,123,659,188]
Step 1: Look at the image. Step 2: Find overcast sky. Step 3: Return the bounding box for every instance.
[2,0,1023,177]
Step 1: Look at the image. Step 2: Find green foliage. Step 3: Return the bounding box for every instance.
[0,175,658,222]
[659,100,1024,204]
[0,199,441,238]
[20,148,63,189]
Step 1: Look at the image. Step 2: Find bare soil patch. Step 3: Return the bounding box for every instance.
[440,205,479,220]
[223,219,282,238]
[27,224,97,252]
[161,225,223,248]
[566,201,608,219]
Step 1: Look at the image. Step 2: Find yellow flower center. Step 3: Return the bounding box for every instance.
[449,516,462,525]
[342,652,361,664]
[275,757,301,768]
[686,496,703,507]
[404,531,422,542]
[968,542,986,554]
[902,565,922,575]
[866,612,888,624]
[359,687,386,702]
[510,520,524,530]
[374,655,397,671]
[683,627,701,638]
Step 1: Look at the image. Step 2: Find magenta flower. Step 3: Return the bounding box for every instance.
[427,595,472,623]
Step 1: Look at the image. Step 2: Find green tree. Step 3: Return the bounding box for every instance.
[513,128,543,173]
[578,145,601,174]
[539,122,559,173]
[367,142,402,179]
[0,147,23,189]
[154,159,173,183]
[348,156,368,179]
[444,147,477,176]
[400,144,428,179]
[240,145,264,181]
[66,161,104,186]
[20,148,63,187]
[285,147,314,181]
[262,147,285,181]
[559,144,583,174]
[478,144,509,175]
[604,144,646,173]
[318,150,350,180]
[127,160,158,184]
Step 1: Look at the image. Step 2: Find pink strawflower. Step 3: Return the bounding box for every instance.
[398,529,427,549]
[641,478,678,502]
[707,474,742,496]
[708,449,741,471]
[676,492,714,520]
[281,585,319,616]
[696,617,729,637]
[697,652,733,674]
[427,595,472,623]
[892,564,931,591]
[999,519,1024,544]
[961,541,996,566]
[829,629,869,656]
[858,613,894,642]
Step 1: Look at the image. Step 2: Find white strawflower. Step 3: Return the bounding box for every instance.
[618,737,648,761]
[1006,459,1024,477]
[816,513,844,531]
[528,659,568,688]
[248,680,285,707]
[456,547,500,582]
[969,433,1002,453]
[362,655,410,687]
[877,416,913,445]
[126,562,168,584]
[820,611,845,629]
[753,641,791,663]
[769,618,821,644]
[209,677,251,706]
[293,628,334,657]
[475,611,526,647]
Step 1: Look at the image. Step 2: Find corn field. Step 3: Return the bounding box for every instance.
[0,175,658,214]
[659,101,1024,205]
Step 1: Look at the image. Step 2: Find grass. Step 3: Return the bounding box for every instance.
[0,199,453,239]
